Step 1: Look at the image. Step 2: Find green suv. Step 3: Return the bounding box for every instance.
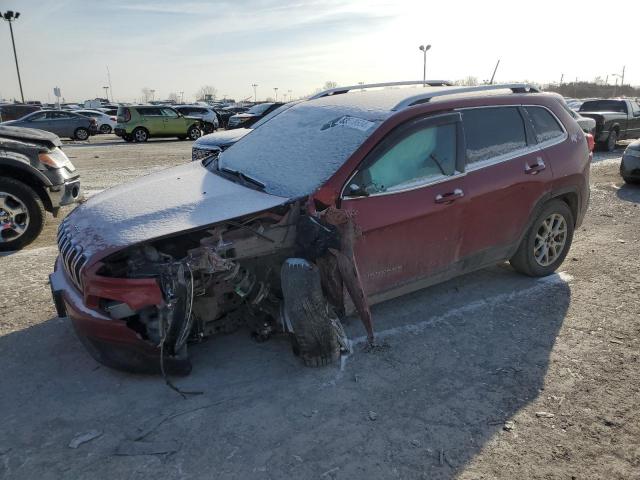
[114,106,202,142]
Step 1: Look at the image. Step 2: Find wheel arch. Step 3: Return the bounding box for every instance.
[0,163,54,212]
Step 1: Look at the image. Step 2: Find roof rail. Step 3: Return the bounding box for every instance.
[309,80,454,100]
[393,83,540,110]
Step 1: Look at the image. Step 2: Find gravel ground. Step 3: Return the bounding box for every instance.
[0,137,638,479]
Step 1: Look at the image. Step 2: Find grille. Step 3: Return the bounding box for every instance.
[57,220,87,291]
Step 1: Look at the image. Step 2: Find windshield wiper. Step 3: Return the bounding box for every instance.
[220,167,266,190]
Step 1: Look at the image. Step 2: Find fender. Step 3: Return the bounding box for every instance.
[0,153,53,186]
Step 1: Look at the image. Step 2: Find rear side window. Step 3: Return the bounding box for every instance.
[525,106,565,143]
[138,107,162,116]
[461,107,527,164]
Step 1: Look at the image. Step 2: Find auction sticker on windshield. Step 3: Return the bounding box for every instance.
[321,115,376,132]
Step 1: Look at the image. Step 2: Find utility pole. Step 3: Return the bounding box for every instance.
[489,59,500,84]
[150,89,155,101]
[2,10,24,102]
[418,44,431,87]
[287,89,292,102]
[274,87,278,102]
[252,84,258,102]
[179,91,184,103]
[559,73,564,85]
[106,65,113,102]
[102,86,109,100]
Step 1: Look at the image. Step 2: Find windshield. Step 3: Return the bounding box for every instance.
[218,101,387,198]
[579,100,627,113]
[247,103,273,115]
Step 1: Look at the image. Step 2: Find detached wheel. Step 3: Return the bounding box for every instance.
[99,124,112,134]
[606,130,618,152]
[133,127,149,142]
[281,258,342,367]
[0,178,46,252]
[188,125,202,140]
[510,200,574,277]
[74,127,89,141]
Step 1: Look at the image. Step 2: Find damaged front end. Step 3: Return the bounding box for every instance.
[92,203,302,373]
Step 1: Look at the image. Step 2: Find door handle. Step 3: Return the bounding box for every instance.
[525,157,546,174]
[435,188,464,204]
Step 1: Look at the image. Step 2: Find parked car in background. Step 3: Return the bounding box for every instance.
[174,105,219,134]
[620,140,640,183]
[0,103,42,122]
[214,106,248,128]
[578,99,640,151]
[0,126,81,251]
[76,109,117,134]
[97,107,119,116]
[50,82,591,374]
[227,102,284,129]
[114,105,202,142]
[1,110,97,140]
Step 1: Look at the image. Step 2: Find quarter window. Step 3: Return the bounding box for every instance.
[351,123,457,195]
[525,106,564,143]
[461,107,527,164]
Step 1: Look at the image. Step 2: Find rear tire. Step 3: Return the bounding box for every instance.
[510,200,574,277]
[606,130,618,152]
[74,127,89,141]
[133,127,149,142]
[99,124,112,134]
[281,258,341,367]
[0,178,46,252]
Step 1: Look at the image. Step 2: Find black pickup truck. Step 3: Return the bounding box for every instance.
[0,126,81,251]
[578,99,640,151]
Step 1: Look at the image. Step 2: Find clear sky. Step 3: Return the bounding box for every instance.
[0,0,638,103]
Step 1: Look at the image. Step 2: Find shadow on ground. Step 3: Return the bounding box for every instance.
[616,182,640,203]
[0,265,571,479]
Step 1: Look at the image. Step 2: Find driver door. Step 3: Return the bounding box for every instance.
[161,107,184,136]
[340,113,467,297]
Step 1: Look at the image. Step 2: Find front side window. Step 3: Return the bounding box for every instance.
[350,123,457,195]
[525,106,565,143]
[139,107,162,116]
[161,108,178,118]
[461,107,527,164]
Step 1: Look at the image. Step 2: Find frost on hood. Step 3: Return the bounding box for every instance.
[218,98,390,198]
[66,162,287,257]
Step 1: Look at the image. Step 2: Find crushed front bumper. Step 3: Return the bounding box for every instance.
[49,257,191,375]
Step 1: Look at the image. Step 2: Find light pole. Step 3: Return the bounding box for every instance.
[611,74,621,97]
[150,89,155,101]
[102,86,109,101]
[418,44,431,87]
[274,87,278,101]
[252,84,258,102]
[179,91,184,103]
[287,89,292,102]
[2,10,24,102]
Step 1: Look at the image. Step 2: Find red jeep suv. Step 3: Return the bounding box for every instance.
[49,81,592,374]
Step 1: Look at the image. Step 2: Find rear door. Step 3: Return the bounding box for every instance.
[139,107,164,135]
[456,106,554,264]
[340,113,467,296]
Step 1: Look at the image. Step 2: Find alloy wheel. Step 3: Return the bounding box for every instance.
[0,192,30,243]
[533,213,568,267]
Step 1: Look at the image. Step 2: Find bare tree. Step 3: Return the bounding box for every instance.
[322,81,338,90]
[454,76,479,86]
[167,92,178,103]
[195,85,218,101]
[141,87,152,102]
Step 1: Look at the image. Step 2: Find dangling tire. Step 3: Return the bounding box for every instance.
[281,258,342,367]
[510,200,574,277]
[606,130,618,152]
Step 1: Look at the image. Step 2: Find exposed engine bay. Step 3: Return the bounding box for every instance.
[98,203,302,358]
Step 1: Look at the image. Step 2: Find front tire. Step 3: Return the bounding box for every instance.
[188,125,202,140]
[510,200,574,277]
[99,124,112,134]
[74,127,89,141]
[281,259,342,367]
[0,178,46,252]
[133,127,149,142]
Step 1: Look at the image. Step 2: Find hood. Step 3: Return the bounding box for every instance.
[65,161,288,260]
[193,128,250,148]
[0,125,61,148]
[626,139,640,151]
[578,111,622,118]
